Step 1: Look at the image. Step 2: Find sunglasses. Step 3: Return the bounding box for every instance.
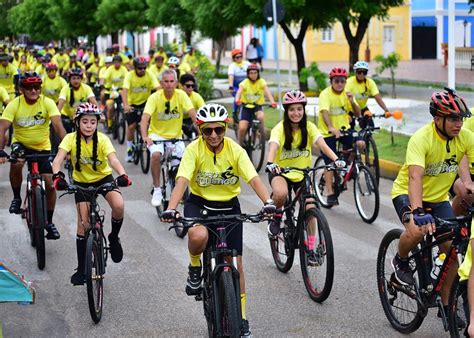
[164,101,170,114]
[201,126,225,136]
[356,70,368,75]
[333,78,346,84]
[184,83,195,88]
[136,67,146,70]
[24,86,41,91]
[234,55,242,59]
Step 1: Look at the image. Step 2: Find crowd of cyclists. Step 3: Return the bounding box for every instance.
[0,41,474,336]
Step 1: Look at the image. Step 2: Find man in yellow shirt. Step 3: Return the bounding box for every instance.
[179,73,204,139]
[391,88,474,322]
[140,69,196,206]
[0,53,18,100]
[121,57,159,162]
[183,46,198,74]
[42,63,67,103]
[0,72,66,240]
[149,55,168,82]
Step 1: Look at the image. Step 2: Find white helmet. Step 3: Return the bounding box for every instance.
[167,56,180,66]
[105,56,113,63]
[354,61,369,71]
[196,104,229,126]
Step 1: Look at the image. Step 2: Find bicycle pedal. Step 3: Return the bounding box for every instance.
[195,294,203,301]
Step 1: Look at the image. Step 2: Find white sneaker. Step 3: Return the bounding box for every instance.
[125,148,133,162]
[151,188,162,207]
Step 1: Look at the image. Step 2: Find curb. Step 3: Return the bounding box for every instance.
[379,158,401,180]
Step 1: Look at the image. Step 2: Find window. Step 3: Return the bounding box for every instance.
[321,27,334,42]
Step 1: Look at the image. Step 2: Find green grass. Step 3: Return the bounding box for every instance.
[372,129,409,164]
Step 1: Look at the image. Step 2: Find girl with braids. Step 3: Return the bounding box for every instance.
[265,91,345,259]
[52,103,131,286]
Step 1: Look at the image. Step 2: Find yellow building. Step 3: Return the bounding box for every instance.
[304,4,411,62]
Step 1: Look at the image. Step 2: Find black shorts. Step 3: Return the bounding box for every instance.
[268,172,303,193]
[239,105,262,122]
[184,194,243,256]
[322,134,354,164]
[73,175,119,204]
[12,143,53,174]
[182,118,195,139]
[392,194,454,223]
[126,103,145,125]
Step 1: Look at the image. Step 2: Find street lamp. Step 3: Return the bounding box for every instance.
[463,20,468,48]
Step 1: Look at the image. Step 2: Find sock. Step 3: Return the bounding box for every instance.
[308,235,316,251]
[189,252,201,267]
[47,210,54,224]
[107,118,112,128]
[110,218,123,238]
[154,186,161,192]
[127,141,133,149]
[241,293,246,320]
[76,235,86,273]
[12,186,21,200]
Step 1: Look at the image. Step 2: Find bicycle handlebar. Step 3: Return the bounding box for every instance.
[7,153,56,164]
[168,212,267,231]
[60,181,118,198]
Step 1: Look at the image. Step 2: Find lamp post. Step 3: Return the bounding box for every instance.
[463,20,468,48]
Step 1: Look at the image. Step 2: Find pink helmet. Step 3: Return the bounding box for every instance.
[74,103,101,122]
[282,90,307,107]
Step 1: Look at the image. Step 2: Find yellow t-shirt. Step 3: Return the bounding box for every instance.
[103,65,128,89]
[87,64,100,83]
[0,63,17,94]
[391,122,474,203]
[345,76,380,109]
[177,137,258,201]
[34,64,47,79]
[183,54,198,69]
[144,89,194,138]
[458,219,474,281]
[1,95,60,151]
[42,75,68,103]
[18,62,32,75]
[318,86,356,138]
[59,132,115,183]
[63,61,85,73]
[178,62,191,77]
[270,121,322,182]
[186,91,205,118]
[149,64,168,82]
[0,86,9,115]
[239,78,267,105]
[154,51,168,64]
[59,83,95,118]
[122,70,159,105]
[52,53,69,70]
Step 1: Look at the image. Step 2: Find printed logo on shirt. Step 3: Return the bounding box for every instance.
[16,112,46,127]
[79,156,103,166]
[195,166,239,187]
[157,106,180,120]
[280,149,310,160]
[424,155,458,176]
[329,106,346,116]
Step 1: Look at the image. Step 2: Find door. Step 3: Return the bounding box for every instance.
[412,26,437,59]
[383,26,395,57]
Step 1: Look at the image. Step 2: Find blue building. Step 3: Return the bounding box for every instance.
[412,0,473,59]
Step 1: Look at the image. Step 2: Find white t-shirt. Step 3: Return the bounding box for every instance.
[246,44,258,60]
[227,61,250,78]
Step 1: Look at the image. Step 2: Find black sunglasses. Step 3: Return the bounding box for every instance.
[201,126,225,136]
[184,83,195,88]
[165,101,170,114]
[136,67,146,70]
[356,70,368,75]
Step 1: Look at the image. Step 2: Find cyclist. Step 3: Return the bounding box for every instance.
[167,56,182,79]
[182,46,198,74]
[391,88,474,321]
[161,104,276,337]
[86,57,101,94]
[266,90,345,239]
[62,53,84,78]
[227,49,250,124]
[42,63,67,104]
[0,72,66,239]
[179,73,204,139]
[140,69,196,207]
[52,47,69,75]
[345,61,390,129]
[149,55,168,83]
[18,54,32,75]
[175,51,191,77]
[234,63,276,146]
[318,67,361,206]
[121,57,159,162]
[0,53,18,100]
[51,103,132,285]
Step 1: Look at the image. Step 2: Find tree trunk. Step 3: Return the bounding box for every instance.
[391,69,396,98]
[184,30,192,46]
[280,19,309,91]
[341,17,370,72]
[111,32,119,45]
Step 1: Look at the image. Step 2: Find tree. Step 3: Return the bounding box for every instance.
[335,0,404,72]
[0,0,18,40]
[374,52,400,98]
[146,0,196,46]
[8,0,58,41]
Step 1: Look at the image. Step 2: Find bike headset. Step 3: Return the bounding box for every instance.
[246,64,260,81]
[429,88,471,152]
[73,103,102,171]
[195,104,230,164]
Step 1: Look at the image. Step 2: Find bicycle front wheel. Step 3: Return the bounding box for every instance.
[218,271,241,338]
[25,190,35,247]
[250,125,265,172]
[140,147,150,174]
[353,165,379,223]
[133,128,140,165]
[299,208,334,303]
[33,185,46,270]
[448,275,469,337]
[117,109,126,144]
[269,210,296,273]
[312,156,333,209]
[376,229,424,333]
[170,173,189,238]
[155,167,168,218]
[364,135,380,184]
[86,231,104,324]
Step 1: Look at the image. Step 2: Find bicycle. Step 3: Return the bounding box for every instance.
[60,181,119,324]
[312,127,380,224]
[108,86,126,144]
[128,107,146,167]
[170,212,266,337]
[376,212,471,334]
[268,166,335,303]
[9,152,54,270]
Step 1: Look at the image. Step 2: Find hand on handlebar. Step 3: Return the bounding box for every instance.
[116,174,132,187]
[0,149,8,164]
[270,102,277,108]
[123,104,132,113]
[329,127,341,139]
[53,171,69,191]
[363,110,373,118]
[261,199,276,216]
[161,209,180,223]
[265,162,281,174]
[411,208,435,235]
[235,99,241,106]
[333,159,346,168]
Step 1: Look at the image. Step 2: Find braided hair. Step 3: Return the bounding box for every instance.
[74,124,99,172]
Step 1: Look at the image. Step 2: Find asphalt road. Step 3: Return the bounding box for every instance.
[0,132,448,337]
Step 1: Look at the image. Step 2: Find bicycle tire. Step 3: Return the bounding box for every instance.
[140,148,150,174]
[448,275,469,337]
[112,109,118,140]
[86,231,104,324]
[364,134,380,185]
[133,128,140,165]
[376,229,424,333]
[117,109,126,144]
[218,271,241,338]
[33,186,46,270]
[155,167,167,218]
[312,156,333,209]
[251,124,265,172]
[202,251,216,337]
[269,209,296,273]
[171,174,189,238]
[299,208,334,303]
[353,165,379,223]
[25,189,35,247]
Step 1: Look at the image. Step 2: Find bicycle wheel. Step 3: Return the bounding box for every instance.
[353,165,379,223]
[133,128,140,165]
[376,229,424,333]
[299,208,334,303]
[269,209,296,273]
[202,251,216,337]
[33,186,46,270]
[155,167,167,218]
[24,190,35,247]
[140,147,150,174]
[218,271,241,338]
[112,109,118,140]
[86,231,104,324]
[117,109,126,144]
[364,135,380,185]
[312,156,333,209]
[170,175,189,238]
[448,275,469,337]
[250,124,265,172]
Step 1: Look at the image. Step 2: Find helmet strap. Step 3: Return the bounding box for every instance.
[434,117,452,152]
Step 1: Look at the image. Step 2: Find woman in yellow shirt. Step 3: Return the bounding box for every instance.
[52,103,131,286]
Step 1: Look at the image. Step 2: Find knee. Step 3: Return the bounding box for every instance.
[189,227,207,245]
[151,152,161,162]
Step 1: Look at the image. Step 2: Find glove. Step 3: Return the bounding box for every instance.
[333,159,346,168]
[271,102,277,108]
[262,199,277,215]
[412,208,435,226]
[116,174,132,187]
[363,110,373,118]
[265,162,280,174]
[52,171,68,191]
[235,99,241,106]
[161,209,178,222]
[0,149,8,158]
